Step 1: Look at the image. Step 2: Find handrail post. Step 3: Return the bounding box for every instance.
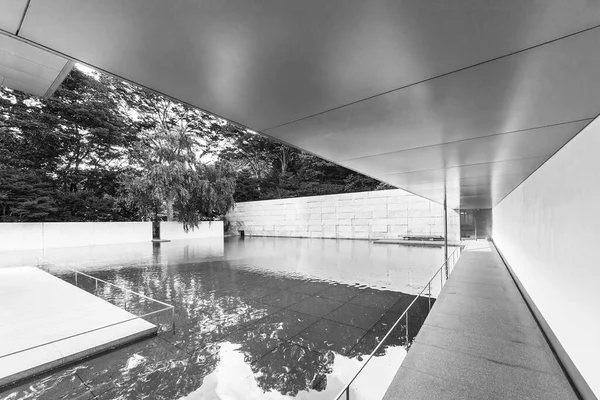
[332,251,464,400]
[428,283,431,311]
[75,271,78,286]
[452,248,456,271]
[172,307,176,333]
[443,188,448,279]
[405,312,409,350]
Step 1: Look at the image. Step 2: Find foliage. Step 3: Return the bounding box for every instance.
[0,68,139,221]
[220,128,392,202]
[1,65,392,224]
[118,112,237,229]
[0,168,57,221]
[174,162,236,230]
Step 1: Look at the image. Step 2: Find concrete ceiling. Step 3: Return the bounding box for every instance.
[0,1,72,98]
[2,1,600,209]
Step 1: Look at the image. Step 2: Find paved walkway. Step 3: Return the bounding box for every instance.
[383,241,578,400]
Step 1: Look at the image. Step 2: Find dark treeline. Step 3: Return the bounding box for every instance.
[0,67,389,225]
[221,127,393,202]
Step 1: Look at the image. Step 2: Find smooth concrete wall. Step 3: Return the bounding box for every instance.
[0,223,44,251]
[0,222,152,251]
[160,221,223,240]
[493,117,600,399]
[226,189,459,241]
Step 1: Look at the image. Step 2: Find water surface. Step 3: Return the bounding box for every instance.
[0,237,444,400]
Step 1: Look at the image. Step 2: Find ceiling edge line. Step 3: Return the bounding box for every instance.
[261,24,600,132]
[395,177,540,190]
[357,152,566,177]
[341,118,593,162]
[492,112,600,208]
[382,156,549,177]
[15,0,32,36]
[44,60,75,99]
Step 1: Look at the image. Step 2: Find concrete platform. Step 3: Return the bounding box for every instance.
[0,267,157,388]
[373,239,461,247]
[383,241,578,400]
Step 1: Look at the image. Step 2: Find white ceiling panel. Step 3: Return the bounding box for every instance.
[0,35,67,71]
[0,64,53,92]
[0,0,28,34]
[388,174,534,198]
[0,50,62,83]
[1,1,599,209]
[0,34,73,98]
[397,174,529,195]
[2,76,48,97]
[415,182,521,199]
[266,29,600,161]
[384,157,548,185]
[341,121,587,176]
[396,172,546,209]
[18,0,600,129]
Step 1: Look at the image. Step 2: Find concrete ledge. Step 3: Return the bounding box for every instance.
[0,222,152,251]
[0,322,156,389]
[373,239,462,247]
[0,267,157,389]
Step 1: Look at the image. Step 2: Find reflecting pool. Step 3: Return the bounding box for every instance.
[0,237,446,400]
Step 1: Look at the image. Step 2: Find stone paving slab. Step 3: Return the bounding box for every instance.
[383,241,579,400]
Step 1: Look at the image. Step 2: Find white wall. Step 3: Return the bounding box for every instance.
[226,189,459,241]
[0,223,44,251]
[493,117,600,399]
[160,221,223,241]
[0,222,152,251]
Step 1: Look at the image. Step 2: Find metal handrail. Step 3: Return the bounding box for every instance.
[334,245,462,400]
[37,257,173,309]
[36,257,175,333]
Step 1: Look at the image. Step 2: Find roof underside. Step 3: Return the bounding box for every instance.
[0,1,72,98]
[2,0,600,209]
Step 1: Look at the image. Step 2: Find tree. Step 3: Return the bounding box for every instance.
[343,173,394,193]
[0,168,57,221]
[232,170,261,202]
[174,162,237,230]
[2,64,392,223]
[120,124,237,230]
[219,127,275,180]
[114,82,226,158]
[0,68,142,221]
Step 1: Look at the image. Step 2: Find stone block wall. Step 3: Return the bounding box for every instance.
[226,189,459,240]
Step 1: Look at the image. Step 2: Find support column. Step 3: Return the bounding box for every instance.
[474,210,478,241]
[443,189,448,279]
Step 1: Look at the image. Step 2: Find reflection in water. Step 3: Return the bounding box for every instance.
[1,237,441,400]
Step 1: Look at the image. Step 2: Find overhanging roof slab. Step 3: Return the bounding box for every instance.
[2,1,600,209]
